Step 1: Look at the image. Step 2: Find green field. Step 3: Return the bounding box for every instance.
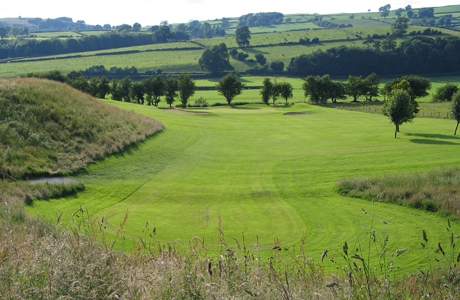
[26,100,460,275]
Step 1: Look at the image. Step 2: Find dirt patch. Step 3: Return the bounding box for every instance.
[27,177,79,184]
[284,112,310,116]
[161,108,209,114]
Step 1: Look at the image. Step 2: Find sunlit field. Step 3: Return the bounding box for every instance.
[27,99,460,275]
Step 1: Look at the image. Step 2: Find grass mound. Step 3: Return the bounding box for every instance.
[0,78,163,179]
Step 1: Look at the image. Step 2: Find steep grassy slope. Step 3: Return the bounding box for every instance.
[0,78,163,179]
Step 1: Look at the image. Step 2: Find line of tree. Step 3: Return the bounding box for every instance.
[260,78,294,105]
[0,27,189,59]
[24,70,197,108]
[238,12,284,27]
[175,20,226,39]
[302,73,381,104]
[287,35,460,77]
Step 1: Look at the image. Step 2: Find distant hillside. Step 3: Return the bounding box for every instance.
[0,78,163,179]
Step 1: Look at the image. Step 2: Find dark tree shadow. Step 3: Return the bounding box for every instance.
[409,139,459,145]
[230,105,260,110]
[406,133,460,141]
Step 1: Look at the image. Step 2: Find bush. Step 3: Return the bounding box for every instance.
[193,97,208,107]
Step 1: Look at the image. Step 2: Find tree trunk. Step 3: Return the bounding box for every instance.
[395,124,399,138]
[455,122,459,135]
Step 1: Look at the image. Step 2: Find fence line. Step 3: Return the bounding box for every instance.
[326,105,452,119]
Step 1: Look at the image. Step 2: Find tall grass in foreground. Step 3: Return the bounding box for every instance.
[2,198,460,299]
[337,166,460,219]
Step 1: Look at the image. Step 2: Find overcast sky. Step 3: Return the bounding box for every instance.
[2,0,458,27]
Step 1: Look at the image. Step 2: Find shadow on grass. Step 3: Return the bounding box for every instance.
[409,139,459,145]
[273,104,295,108]
[406,133,460,141]
[230,106,260,110]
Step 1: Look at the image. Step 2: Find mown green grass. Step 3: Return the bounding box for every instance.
[27,100,460,275]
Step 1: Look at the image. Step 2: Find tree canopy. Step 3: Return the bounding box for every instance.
[260,78,274,105]
[235,26,251,47]
[216,73,245,105]
[177,74,196,108]
[199,43,232,74]
[382,83,415,138]
[391,16,410,37]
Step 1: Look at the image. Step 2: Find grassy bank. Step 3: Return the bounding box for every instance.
[0,78,164,179]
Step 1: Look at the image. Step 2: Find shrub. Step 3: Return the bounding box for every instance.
[193,97,208,107]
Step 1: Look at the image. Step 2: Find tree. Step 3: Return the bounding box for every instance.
[144,74,165,106]
[277,82,293,105]
[329,81,347,103]
[302,75,331,104]
[177,74,196,108]
[111,79,122,101]
[10,26,22,37]
[131,81,145,104]
[88,77,100,97]
[133,23,142,32]
[346,75,366,102]
[0,27,7,39]
[391,16,409,37]
[120,77,133,102]
[255,54,266,65]
[432,83,459,102]
[271,83,282,106]
[69,76,89,93]
[260,78,274,105]
[418,8,434,18]
[382,86,415,138]
[199,43,232,74]
[164,77,178,108]
[117,24,132,32]
[221,17,230,28]
[216,73,244,105]
[383,75,431,114]
[379,4,391,18]
[97,76,111,99]
[363,73,380,101]
[381,35,396,51]
[270,61,284,73]
[451,92,460,135]
[235,26,251,47]
[154,26,173,43]
[395,8,405,16]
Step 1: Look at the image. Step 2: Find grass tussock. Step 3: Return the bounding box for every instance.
[0,77,163,179]
[337,166,460,218]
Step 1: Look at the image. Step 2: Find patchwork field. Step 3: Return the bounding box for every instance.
[27,100,460,275]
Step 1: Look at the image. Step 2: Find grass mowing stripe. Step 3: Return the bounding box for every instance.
[27,102,460,276]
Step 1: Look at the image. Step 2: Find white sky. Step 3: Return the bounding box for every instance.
[2,0,458,27]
